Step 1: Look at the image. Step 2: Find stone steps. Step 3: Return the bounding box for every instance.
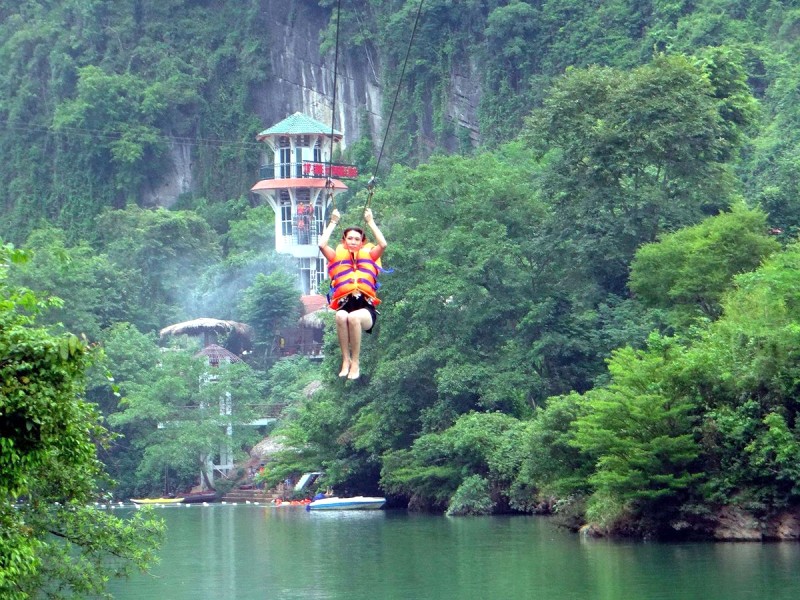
[221,488,277,503]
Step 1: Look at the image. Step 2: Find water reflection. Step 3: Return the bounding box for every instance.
[103,505,800,600]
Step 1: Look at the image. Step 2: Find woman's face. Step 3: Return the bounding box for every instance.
[343,230,365,252]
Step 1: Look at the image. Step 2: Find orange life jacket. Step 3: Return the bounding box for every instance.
[327,244,382,309]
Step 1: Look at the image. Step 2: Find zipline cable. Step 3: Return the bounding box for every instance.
[365,0,426,210]
[321,0,425,221]
[326,0,344,211]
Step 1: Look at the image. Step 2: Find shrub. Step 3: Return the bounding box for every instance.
[446,475,495,516]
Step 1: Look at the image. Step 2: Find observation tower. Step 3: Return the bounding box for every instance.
[250,112,357,295]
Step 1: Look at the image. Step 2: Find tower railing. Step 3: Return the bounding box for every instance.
[258,161,359,180]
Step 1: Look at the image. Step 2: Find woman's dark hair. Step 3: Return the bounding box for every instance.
[342,226,366,241]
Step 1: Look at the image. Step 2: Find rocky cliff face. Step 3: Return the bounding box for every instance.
[579,505,800,541]
[712,506,800,541]
[251,1,382,153]
[153,0,482,206]
[251,0,481,160]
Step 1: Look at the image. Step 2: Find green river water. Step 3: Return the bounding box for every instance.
[103,503,800,600]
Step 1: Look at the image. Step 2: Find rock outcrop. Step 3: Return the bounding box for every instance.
[712,506,800,541]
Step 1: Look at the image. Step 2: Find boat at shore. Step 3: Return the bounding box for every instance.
[306,496,386,511]
[131,497,185,505]
[182,491,218,504]
[131,491,218,505]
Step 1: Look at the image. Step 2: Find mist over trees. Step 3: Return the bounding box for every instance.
[4,8,800,597]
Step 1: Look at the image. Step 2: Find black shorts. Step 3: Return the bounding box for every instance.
[338,294,377,334]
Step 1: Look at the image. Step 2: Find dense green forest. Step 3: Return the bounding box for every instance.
[5,1,800,593]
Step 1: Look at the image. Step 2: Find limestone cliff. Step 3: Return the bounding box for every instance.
[150,0,482,207]
[251,1,379,152]
[251,0,480,153]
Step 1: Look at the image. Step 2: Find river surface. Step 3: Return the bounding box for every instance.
[103,503,800,600]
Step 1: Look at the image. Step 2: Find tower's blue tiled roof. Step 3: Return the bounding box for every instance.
[257,112,342,138]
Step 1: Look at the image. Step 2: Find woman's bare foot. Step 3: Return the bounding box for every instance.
[347,365,360,380]
[338,361,350,377]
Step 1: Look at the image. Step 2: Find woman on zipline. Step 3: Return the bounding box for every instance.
[319,207,387,380]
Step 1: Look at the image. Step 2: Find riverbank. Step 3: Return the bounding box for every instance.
[577,505,800,541]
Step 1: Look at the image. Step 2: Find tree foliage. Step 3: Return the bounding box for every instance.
[571,337,701,533]
[629,203,780,325]
[687,242,800,509]
[517,242,800,535]
[0,244,163,599]
[52,65,177,204]
[238,270,304,367]
[94,206,222,331]
[0,0,268,242]
[110,344,264,495]
[525,51,757,294]
[381,412,527,512]
[7,227,143,341]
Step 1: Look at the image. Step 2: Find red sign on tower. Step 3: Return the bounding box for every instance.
[302,162,359,179]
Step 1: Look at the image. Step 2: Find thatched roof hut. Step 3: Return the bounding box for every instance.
[160,318,253,339]
[160,318,253,352]
[298,310,326,329]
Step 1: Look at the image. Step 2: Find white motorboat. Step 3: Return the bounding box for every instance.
[306,496,386,511]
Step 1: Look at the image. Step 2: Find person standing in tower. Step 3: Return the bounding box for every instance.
[296,202,312,244]
[318,207,387,380]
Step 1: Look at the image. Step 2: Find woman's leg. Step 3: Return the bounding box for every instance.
[334,310,351,376]
[345,308,374,380]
